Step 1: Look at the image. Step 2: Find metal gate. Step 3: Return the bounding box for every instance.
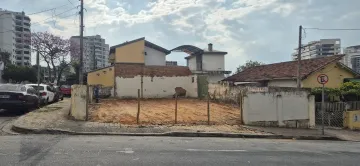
[315,102,346,127]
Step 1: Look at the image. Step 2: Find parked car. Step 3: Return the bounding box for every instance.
[0,84,39,111]
[27,84,55,105]
[60,85,71,97]
[53,86,64,102]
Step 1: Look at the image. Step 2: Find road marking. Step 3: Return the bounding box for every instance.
[186,149,247,152]
[116,148,134,154]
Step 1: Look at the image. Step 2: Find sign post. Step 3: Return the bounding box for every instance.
[317,74,329,135]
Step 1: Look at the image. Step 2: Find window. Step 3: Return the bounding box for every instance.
[192,77,195,83]
[46,86,53,92]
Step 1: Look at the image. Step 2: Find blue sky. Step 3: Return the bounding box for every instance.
[1,0,360,72]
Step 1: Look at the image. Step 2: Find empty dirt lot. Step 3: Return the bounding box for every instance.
[90,99,241,125]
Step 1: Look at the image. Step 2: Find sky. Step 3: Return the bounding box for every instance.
[1,0,360,73]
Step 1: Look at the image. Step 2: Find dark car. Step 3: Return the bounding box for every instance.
[53,86,64,102]
[0,84,39,111]
[60,85,71,97]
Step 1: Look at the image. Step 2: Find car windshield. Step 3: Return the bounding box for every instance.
[31,86,45,91]
[0,84,25,91]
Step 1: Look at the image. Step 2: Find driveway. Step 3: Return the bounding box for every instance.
[0,109,24,135]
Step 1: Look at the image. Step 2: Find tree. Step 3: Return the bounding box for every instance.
[0,49,11,67]
[2,64,37,83]
[31,31,70,84]
[236,60,264,73]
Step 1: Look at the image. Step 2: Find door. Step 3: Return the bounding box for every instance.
[46,86,55,102]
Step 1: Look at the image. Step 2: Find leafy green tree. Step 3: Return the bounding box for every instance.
[2,65,37,83]
[236,60,264,73]
[0,49,11,67]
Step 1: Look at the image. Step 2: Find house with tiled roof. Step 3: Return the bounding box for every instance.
[87,37,198,98]
[223,55,358,88]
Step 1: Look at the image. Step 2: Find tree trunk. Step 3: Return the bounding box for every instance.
[47,64,51,83]
[57,67,65,86]
[51,60,57,83]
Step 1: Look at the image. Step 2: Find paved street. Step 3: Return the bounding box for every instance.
[0,109,24,135]
[0,135,359,166]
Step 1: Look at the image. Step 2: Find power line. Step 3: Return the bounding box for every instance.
[27,4,70,15]
[67,0,76,7]
[304,28,360,31]
[31,7,78,26]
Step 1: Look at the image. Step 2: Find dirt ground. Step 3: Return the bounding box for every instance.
[90,98,241,125]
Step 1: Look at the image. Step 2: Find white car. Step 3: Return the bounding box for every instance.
[27,84,55,104]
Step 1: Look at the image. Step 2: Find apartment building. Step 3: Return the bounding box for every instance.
[342,45,360,73]
[0,9,31,66]
[70,35,110,72]
[291,39,341,60]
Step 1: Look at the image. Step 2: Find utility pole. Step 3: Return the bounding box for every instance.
[36,46,41,106]
[79,0,84,84]
[297,25,302,89]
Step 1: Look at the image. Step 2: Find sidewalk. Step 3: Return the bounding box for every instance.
[11,99,353,140]
[245,126,360,141]
[12,99,273,137]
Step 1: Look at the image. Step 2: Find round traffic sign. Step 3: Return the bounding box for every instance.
[317,74,329,84]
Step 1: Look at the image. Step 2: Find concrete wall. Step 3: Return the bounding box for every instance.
[242,87,315,128]
[344,110,360,130]
[144,46,166,66]
[70,85,87,121]
[188,56,196,71]
[202,53,225,71]
[207,74,225,83]
[208,83,245,104]
[115,39,145,63]
[268,79,297,87]
[302,62,355,88]
[87,66,114,87]
[115,75,197,98]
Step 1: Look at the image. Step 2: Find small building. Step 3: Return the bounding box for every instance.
[108,37,170,65]
[172,43,231,83]
[223,55,358,88]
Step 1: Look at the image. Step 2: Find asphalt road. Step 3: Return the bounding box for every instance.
[0,135,359,166]
[0,109,24,135]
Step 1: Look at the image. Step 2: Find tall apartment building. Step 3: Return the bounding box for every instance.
[342,45,360,73]
[0,9,31,66]
[70,35,110,72]
[291,39,341,60]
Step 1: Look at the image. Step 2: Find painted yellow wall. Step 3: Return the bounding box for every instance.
[344,110,360,130]
[302,63,355,88]
[115,39,145,63]
[87,66,114,87]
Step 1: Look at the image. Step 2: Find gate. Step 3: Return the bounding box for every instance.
[315,102,346,127]
[197,75,208,99]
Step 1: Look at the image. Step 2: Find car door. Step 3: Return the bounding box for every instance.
[46,86,55,102]
[26,87,37,104]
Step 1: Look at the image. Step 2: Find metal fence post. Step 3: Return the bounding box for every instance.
[137,89,140,124]
[175,93,178,124]
[207,93,210,125]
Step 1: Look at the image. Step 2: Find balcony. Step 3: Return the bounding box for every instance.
[15,27,23,32]
[23,28,30,32]
[15,16,22,20]
[23,22,30,27]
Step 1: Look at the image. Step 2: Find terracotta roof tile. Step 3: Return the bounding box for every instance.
[223,55,346,82]
[115,63,192,78]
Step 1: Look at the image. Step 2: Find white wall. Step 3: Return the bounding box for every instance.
[202,53,225,71]
[268,79,297,87]
[144,46,166,66]
[207,74,225,83]
[116,75,197,98]
[242,89,315,128]
[187,56,196,71]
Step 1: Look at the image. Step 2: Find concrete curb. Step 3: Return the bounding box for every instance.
[11,125,342,140]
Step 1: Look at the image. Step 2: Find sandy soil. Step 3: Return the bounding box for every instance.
[90,98,241,125]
